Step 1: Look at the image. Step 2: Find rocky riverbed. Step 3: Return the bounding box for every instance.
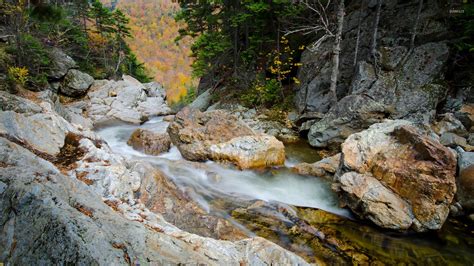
[1,73,474,264]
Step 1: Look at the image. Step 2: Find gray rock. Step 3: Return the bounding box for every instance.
[61,69,94,97]
[48,48,77,80]
[0,111,75,156]
[294,46,335,114]
[456,150,474,210]
[189,89,212,111]
[468,133,474,146]
[307,41,449,148]
[440,132,469,149]
[0,138,308,265]
[143,82,166,98]
[380,46,407,71]
[308,94,389,148]
[296,1,450,142]
[350,42,449,121]
[86,76,171,125]
[432,113,468,136]
[0,91,42,114]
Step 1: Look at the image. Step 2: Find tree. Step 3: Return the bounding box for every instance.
[176,0,301,85]
[370,0,382,77]
[284,0,344,104]
[328,0,344,104]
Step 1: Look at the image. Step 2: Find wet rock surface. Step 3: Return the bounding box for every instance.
[293,153,341,180]
[127,128,171,155]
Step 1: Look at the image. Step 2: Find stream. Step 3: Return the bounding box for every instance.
[97,116,474,264]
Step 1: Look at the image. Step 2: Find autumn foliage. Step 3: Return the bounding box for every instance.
[102,0,197,103]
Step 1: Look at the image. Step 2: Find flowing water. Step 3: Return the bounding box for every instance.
[96,116,474,264]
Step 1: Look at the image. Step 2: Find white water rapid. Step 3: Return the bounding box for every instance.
[96,116,350,217]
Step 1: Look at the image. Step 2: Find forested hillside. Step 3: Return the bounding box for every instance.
[102,0,196,103]
[0,0,149,92]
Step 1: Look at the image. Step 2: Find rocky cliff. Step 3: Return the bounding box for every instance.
[295,0,471,148]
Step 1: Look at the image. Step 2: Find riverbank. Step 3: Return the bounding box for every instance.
[1,74,473,264]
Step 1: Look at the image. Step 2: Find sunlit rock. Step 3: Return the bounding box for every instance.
[127,128,171,155]
[336,120,457,232]
[210,135,285,169]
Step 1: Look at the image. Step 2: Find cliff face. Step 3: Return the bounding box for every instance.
[294,0,470,148]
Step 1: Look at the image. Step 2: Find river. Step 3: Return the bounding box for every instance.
[97,116,474,264]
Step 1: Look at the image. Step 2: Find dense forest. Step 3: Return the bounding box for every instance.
[2,0,474,265]
[0,0,149,92]
[175,0,474,110]
[102,0,197,103]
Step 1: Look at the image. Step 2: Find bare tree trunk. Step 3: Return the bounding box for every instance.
[329,0,345,104]
[353,0,365,69]
[397,0,423,69]
[370,0,382,77]
[410,0,423,50]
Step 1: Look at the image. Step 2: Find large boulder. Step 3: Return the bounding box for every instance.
[167,107,255,161]
[61,69,94,97]
[209,135,285,169]
[127,128,171,155]
[456,150,474,211]
[48,48,77,80]
[86,76,172,125]
[335,120,457,232]
[209,103,299,142]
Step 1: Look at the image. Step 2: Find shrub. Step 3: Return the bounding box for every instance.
[241,76,282,107]
[7,66,29,86]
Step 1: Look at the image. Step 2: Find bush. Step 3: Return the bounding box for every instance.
[6,34,51,88]
[241,76,282,107]
[7,66,29,86]
[170,85,197,111]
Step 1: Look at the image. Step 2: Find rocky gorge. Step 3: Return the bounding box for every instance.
[1,0,474,264]
[1,64,474,264]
